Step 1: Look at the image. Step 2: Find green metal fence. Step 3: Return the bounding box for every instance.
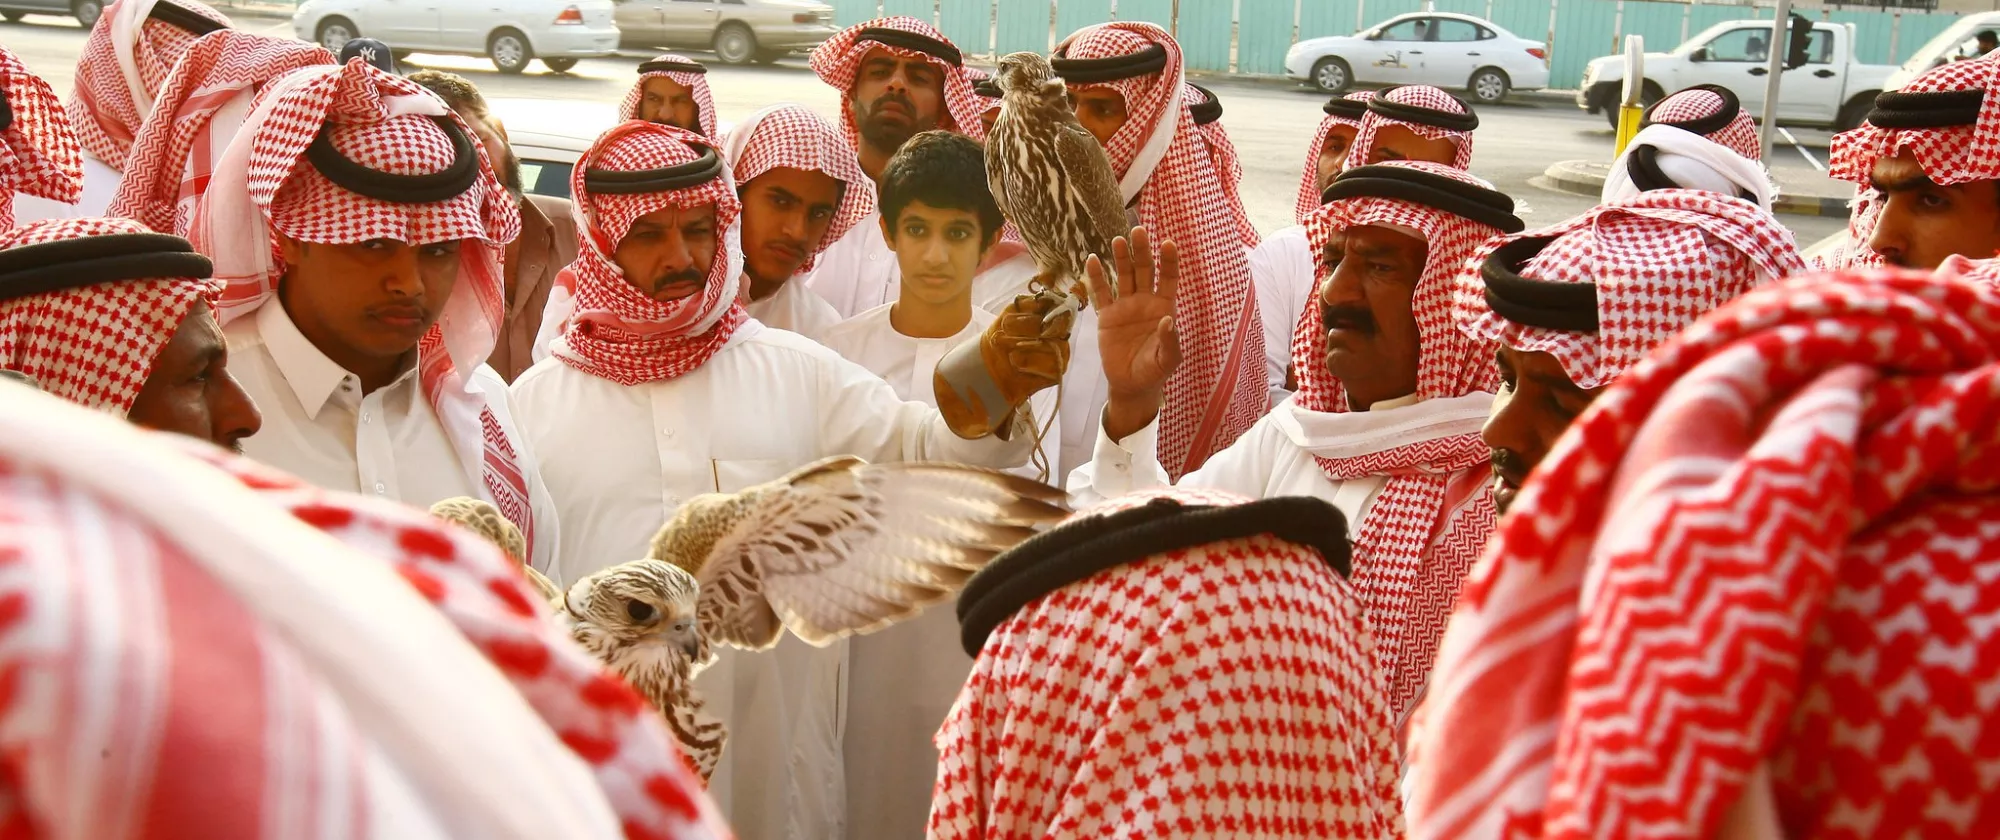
[821,0,1970,86]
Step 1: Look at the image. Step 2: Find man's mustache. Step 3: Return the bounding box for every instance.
[867,90,914,117]
[1489,447,1530,486]
[646,268,706,292]
[1321,303,1375,336]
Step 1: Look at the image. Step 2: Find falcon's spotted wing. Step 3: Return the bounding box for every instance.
[692,458,1068,650]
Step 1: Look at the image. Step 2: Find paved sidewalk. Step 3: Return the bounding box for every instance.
[1541,159,1853,218]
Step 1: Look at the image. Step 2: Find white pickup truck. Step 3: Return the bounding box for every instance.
[1576,20,1897,132]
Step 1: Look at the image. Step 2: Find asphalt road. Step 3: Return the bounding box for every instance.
[0,13,1848,245]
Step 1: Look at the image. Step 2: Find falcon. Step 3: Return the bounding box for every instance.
[986,51,1129,300]
[447,458,1068,783]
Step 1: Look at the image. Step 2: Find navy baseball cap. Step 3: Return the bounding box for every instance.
[339,38,399,75]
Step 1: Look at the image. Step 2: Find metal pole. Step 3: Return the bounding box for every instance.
[1757,0,1794,161]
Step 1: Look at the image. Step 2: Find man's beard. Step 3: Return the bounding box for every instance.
[501,150,524,203]
[856,92,928,151]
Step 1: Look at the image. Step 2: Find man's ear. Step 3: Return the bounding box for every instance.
[979,227,1002,259]
[879,211,898,253]
[274,231,307,265]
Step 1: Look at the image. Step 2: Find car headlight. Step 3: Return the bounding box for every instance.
[1583,64,1598,85]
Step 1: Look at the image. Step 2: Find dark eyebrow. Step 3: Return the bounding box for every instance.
[1870,172,1940,193]
[767,186,800,203]
[1350,241,1403,259]
[1526,366,1586,394]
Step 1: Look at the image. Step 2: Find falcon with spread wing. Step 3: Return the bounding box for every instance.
[986,51,1129,298]
[546,457,1068,782]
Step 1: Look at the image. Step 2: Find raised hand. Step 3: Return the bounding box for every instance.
[1087,226,1182,441]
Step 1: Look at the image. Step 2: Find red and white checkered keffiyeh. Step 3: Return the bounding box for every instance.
[106,30,331,236]
[546,121,746,386]
[1645,85,1760,160]
[1183,83,1259,250]
[1831,54,2000,187]
[187,59,535,561]
[0,217,216,412]
[809,16,988,146]
[0,385,729,840]
[0,46,81,230]
[1295,90,1374,226]
[68,0,232,172]
[929,486,1406,839]
[1060,22,1267,478]
[1290,160,1506,722]
[617,54,718,140]
[719,103,874,277]
[1345,85,1475,172]
[1456,190,1805,390]
[1407,265,2000,839]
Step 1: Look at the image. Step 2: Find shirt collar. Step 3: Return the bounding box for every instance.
[1369,392,1421,412]
[256,301,414,419]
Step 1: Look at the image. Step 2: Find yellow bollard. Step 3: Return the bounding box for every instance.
[1613,104,1644,157]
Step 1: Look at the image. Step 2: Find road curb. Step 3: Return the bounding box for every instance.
[1541,159,1850,218]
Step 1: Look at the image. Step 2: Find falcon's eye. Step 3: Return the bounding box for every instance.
[625,600,657,623]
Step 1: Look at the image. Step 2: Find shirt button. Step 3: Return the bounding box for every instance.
[668,494,681,505]
[361,411,372,424]
[373,482,386,495]
[662,428,675,438]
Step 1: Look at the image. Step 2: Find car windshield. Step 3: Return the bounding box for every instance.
[1904,18,2000,72]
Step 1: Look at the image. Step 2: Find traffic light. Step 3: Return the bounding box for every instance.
[1784,14,1814,70]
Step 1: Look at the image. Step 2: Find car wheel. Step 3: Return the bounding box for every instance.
[1602,83,1662,129]
[1469,68,1509,104]
[1837,96,1875,132]
[316,17,356,54]
[1,11,24,23]
[713,22,756,65]
[71,0,101,28]
[489,29,532,75]
[1311,57,1351,94]
[544,57,578,73]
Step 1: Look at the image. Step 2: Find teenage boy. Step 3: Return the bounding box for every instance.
[820,130,1059,840]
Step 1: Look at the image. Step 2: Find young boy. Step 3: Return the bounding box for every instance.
[821,130,1062,840]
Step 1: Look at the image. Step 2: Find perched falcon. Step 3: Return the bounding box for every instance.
[986,51,1129,299]
[540,457,1066,782]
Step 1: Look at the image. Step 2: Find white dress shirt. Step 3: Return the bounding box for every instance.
[1065,392,1494,535]
[1247,225,1318,407]
[804,212,1042,319]
[508,323,1032,840]
[225,301,562,564]
[818,301,1062,840]
[744,276,840,342]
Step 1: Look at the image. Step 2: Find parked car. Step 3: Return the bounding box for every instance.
[1577,20,1895,131]
[614,0,835,65]
[486,97,740,199]
[1284,12,1550,104]
[295,0,620,75]
[0,0,103,28]
[1885,10,2000,91]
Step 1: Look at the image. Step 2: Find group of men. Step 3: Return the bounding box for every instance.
[2,0,2000,836]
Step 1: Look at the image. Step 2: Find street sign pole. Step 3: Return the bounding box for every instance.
[1758,0,1795,161]
[1614,35,1645,156]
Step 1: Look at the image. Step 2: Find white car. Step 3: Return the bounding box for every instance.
[1885,11,2000,92]
[295,0,620,75]
[1284,12,1550,104]
[487,97,733,200]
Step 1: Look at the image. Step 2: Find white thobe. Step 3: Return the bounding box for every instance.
[224,301,562,564]
[804,212,1042,318]
[508,323,1033,840]
[1247,225,1317,407]
[817,302,1061,840]
[1065,392,1494,532]
[10,155,116,224]
[744,277,840,342]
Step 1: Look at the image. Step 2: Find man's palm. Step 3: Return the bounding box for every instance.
[1087,227,1182,399]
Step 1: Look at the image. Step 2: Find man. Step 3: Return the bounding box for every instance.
[1829,56,2000,269]
[1051,21,1268,480]
[719,103,867,341]
[931,488,1403,838]
[0,216,261,449]
[1639,83,1760,160]
[1980,29,1999,57]
[409,69,580,381]
[338,36,399,74]
[107,30,332,237]
[0,384,728,840]
[508,121,1049,840]
[1253,90,1375,405]
[59,0,232,218]
[188,60,557,565]
[1072,161,1523,723]
[619,54,717,137]
[1407,267,2000,839]
[1344,84,1477,170]
[803,16,1032,322]
[1457,191,1805,514]
[0,46,81,229]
